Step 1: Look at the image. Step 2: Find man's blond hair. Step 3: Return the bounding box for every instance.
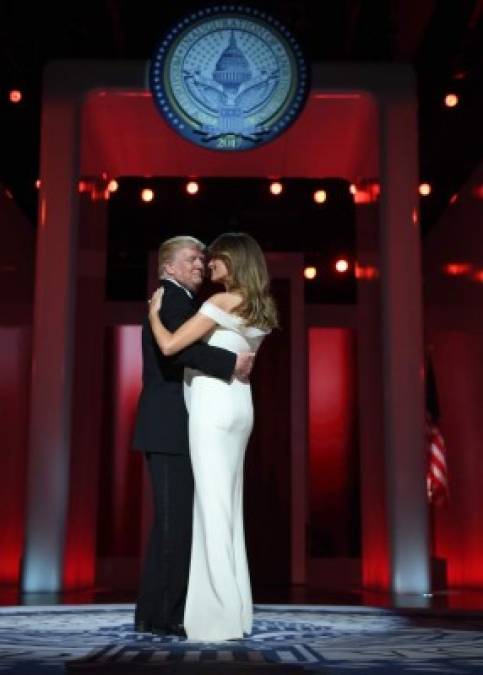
[158,235,205,278]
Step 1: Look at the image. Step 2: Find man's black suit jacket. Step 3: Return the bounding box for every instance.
[133,279,236,455]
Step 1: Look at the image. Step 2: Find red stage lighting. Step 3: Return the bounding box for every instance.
[443,262,472,277]
[9,90,22,103]
[107,179,119,193]
[353,181,381,204]
[355,263,378,280]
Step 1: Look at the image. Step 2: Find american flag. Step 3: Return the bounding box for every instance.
[426,416,449,506]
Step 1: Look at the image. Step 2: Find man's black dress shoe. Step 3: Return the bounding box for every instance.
[151,624,169,636]
[136,621,186,637]
[166,623,187,638]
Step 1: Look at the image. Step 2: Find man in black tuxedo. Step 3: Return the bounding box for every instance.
[133,236,254,636]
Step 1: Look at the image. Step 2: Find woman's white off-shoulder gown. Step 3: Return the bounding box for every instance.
[183,301,268,641]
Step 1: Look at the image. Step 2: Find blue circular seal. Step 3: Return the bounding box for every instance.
[149,6,310,151]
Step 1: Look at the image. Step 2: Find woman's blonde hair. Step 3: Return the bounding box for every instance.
[208,232,278,330]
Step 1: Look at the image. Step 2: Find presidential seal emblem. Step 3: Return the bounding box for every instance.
[149,6,310,151]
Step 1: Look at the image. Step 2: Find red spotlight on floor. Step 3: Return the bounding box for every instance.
[9,90,22,103]
[444,93,458,108]
[335,258,349,273]
[186,181,199,195]
[141,188,154,202]
[313,189,326,204]
[269,181,283,195]
[419,182,431,196]
[304,266,317,280]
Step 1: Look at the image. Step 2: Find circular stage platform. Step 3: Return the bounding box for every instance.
[1,603,483,674]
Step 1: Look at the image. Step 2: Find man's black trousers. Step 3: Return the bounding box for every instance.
[135,452,194,628]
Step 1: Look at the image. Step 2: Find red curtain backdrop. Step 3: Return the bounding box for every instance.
[63,195,111,589]
[0,328,31,584]
[432,331,483,590]
[0,188,34,586]
[308,328,360,558]
[245,279,292,586]
[95,326,144,578]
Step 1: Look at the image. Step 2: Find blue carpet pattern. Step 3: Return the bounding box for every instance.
[1,604,483,674]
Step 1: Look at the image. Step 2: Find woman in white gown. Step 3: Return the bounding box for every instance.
[148,233,278,642]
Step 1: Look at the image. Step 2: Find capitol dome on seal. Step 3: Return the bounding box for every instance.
[213,31,252,91]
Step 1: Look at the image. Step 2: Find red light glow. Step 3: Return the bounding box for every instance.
[354,181,380,204]
[355,264,378,280]
[9,90,22,103]
[473,185,483,200]
[443,263,472,277]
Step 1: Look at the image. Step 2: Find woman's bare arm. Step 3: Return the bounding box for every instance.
[148,287,216,356]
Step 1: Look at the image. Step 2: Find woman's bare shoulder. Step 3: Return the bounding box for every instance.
[207,292,242,313]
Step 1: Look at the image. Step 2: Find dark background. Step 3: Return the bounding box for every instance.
[1,0,483,302]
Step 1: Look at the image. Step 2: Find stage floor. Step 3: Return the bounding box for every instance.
[1,602,483,674]
[2,584,483,611]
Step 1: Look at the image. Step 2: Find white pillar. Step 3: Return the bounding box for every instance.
[21,61,146,593]
[21,71,81,592]
[379,80,430,595]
